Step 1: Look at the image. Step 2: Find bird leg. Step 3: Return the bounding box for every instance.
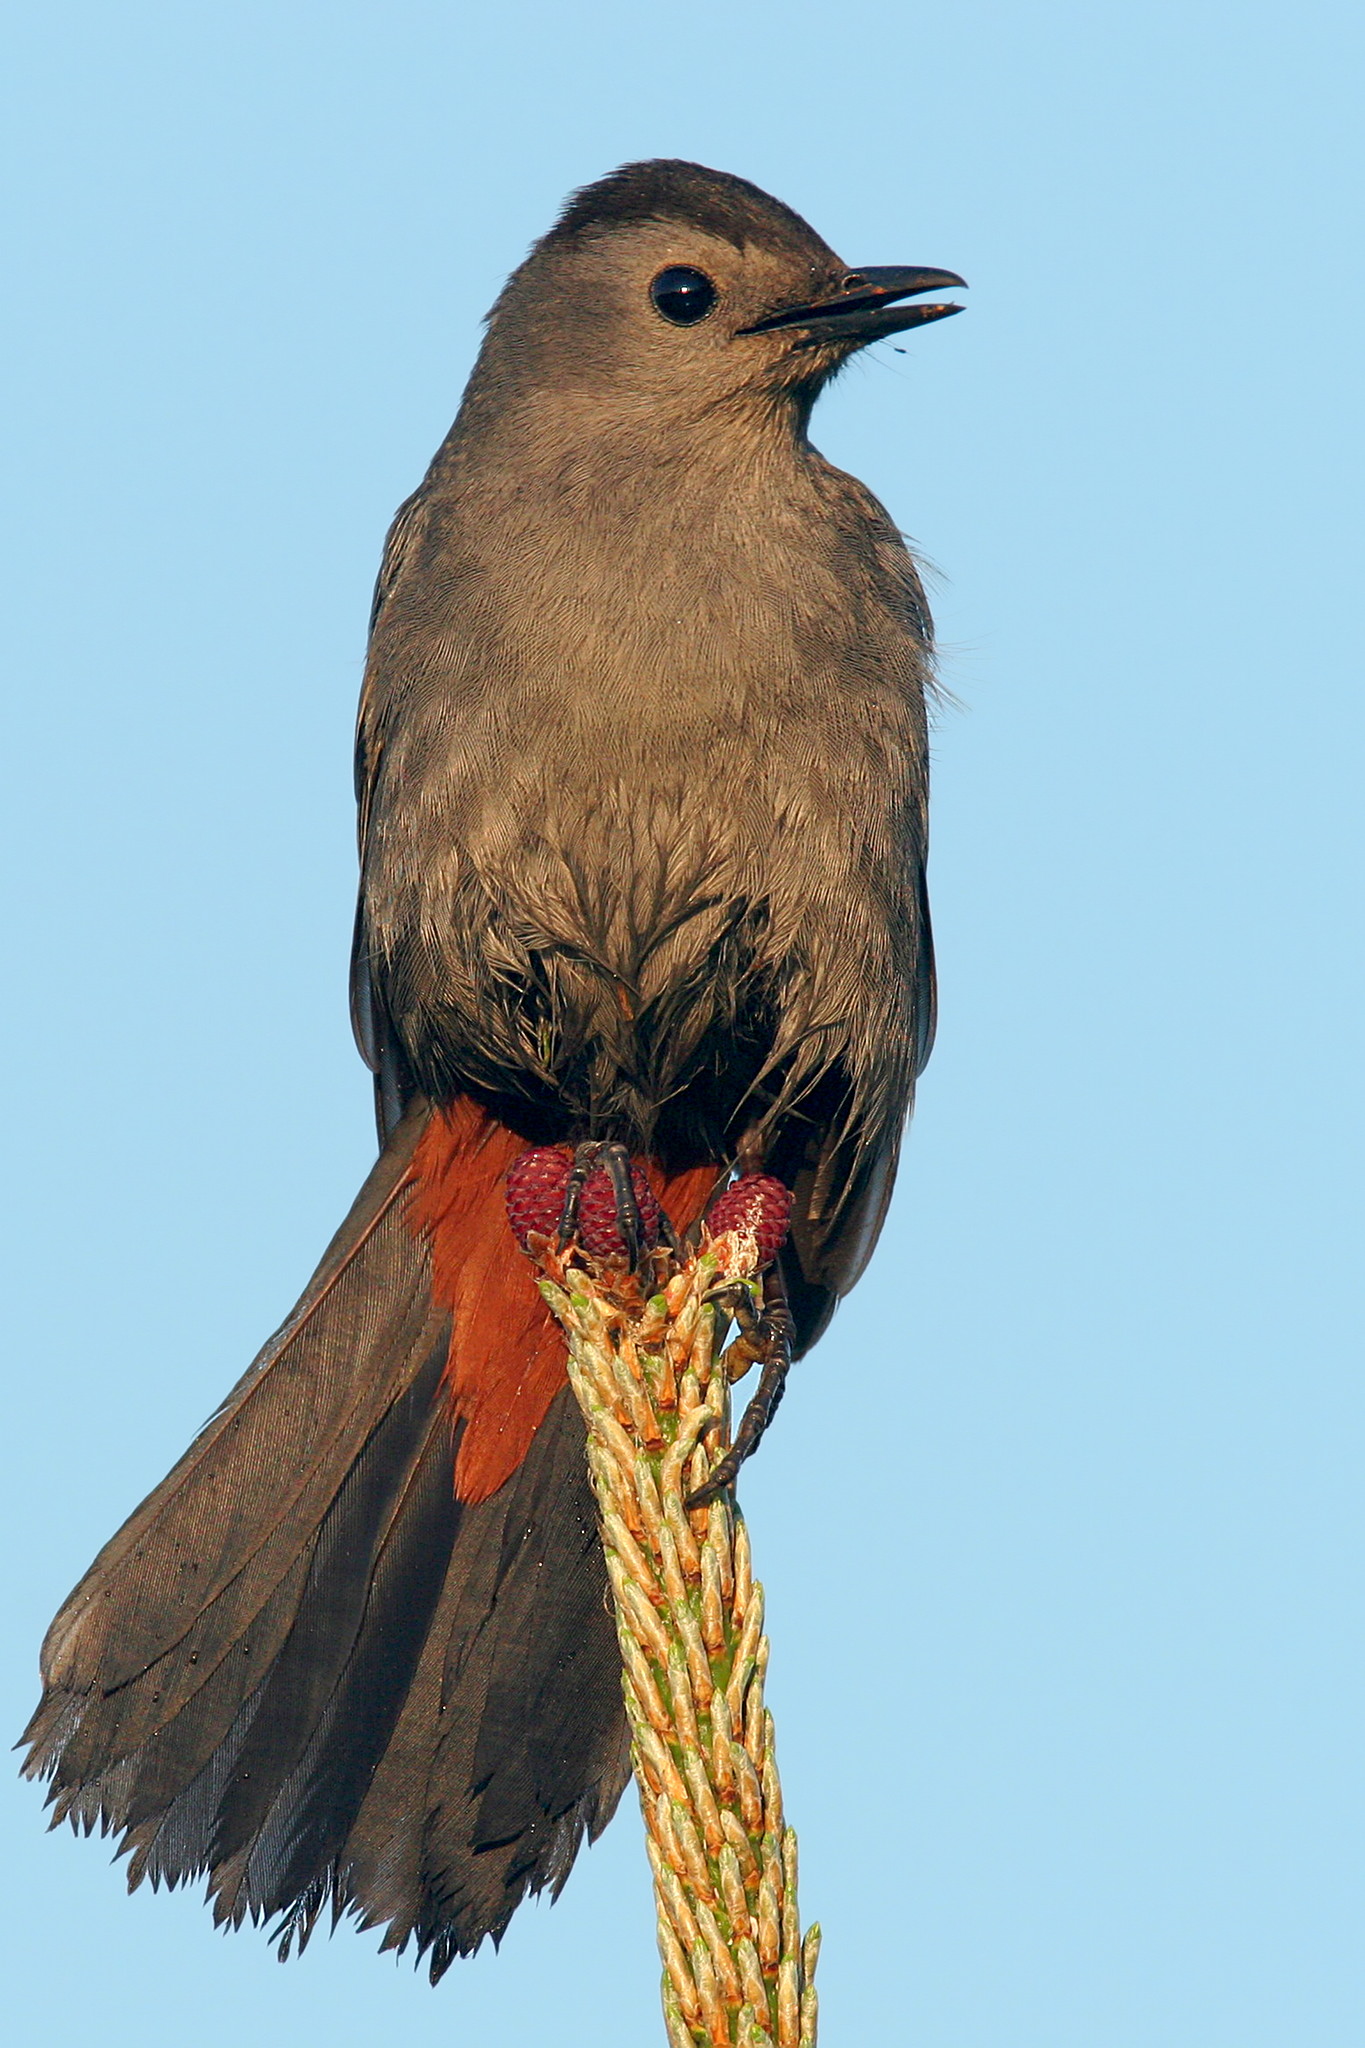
[594,1142,648,1272]
[555,1142,603,1245]
[655,1207,686,1261]
[557,1139,658,1275]
[686,1262,795,1508]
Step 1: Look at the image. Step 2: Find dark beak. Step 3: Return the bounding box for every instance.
[740,265,966,344]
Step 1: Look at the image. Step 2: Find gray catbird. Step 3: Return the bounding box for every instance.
[24,160,963,1979]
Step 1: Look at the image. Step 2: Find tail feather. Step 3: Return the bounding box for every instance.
[30,1103,440,1775]
[315,1382,631,1972]
[20,1095,652,1977]
[205,1341,458,1905]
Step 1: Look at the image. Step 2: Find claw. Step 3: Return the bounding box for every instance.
[556,1142,601,1249]
[554,1141,661,1276]
[685,1264,795,1508]
[596,1144,645,1270]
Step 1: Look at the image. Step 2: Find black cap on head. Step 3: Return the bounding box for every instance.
[544,158,830,262]
[469,158,963,421]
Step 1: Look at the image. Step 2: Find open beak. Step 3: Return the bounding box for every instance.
[741,265,966,345]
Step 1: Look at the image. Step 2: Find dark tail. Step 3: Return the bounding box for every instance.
[21,1098,715,1978]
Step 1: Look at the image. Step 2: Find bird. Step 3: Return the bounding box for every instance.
[22,158,963,1982]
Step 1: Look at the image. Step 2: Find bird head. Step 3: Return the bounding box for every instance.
[475,159,964,433]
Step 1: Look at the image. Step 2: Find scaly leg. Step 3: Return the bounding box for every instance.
[557,1139,657,1277]
[686,1262,795,1508]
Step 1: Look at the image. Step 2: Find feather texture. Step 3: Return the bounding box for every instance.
[22,1101,633,1976]
[23,156,949,1979]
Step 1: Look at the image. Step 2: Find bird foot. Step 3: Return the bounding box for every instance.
[685,1268,794,1508]
[505,1141,668,1280]
[506,1148,795,1496]
[558,1140,667,1271]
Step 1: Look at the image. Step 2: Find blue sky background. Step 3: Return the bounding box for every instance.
[2,3,1361,2043]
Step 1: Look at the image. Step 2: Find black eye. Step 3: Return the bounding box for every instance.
[650,266,718,326]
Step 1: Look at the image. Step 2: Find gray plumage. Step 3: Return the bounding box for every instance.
[354,157,951,1341]
[23,159,961,1976]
